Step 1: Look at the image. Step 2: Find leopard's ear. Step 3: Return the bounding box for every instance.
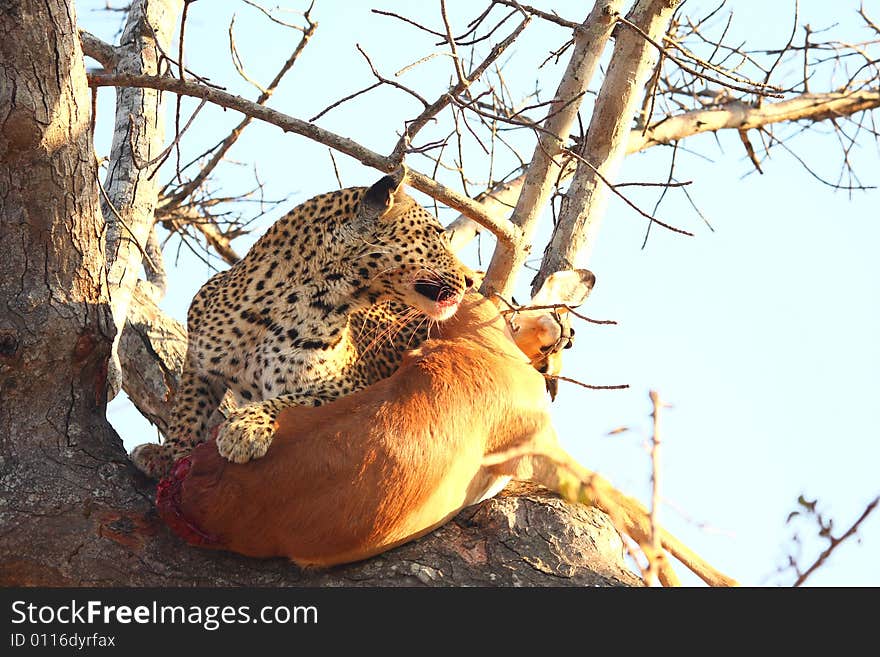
[357,166,407,224]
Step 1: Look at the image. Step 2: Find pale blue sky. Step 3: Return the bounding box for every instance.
[83,0,879,586]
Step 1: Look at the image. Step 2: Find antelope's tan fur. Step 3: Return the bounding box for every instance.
[168,293,552,565]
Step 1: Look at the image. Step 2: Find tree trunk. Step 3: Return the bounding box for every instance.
[0,0,123,583]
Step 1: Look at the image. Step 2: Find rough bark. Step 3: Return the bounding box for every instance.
[482,0,625,299]
[533,0,682,290]
[0,0,122,582]
[2,477,640,587]
[101,0,182,400]
[119,285,187,437]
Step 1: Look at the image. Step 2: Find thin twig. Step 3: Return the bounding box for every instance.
[96,173,159,274]
[544,374,629,391]
[499,302,618,325]
[562,147,694,236]
[617,15,784,98]
[646,390,664,587]
[389,15,531,163]
[242,0,308,31]
[162,7,317,207]
[793,496,879,587]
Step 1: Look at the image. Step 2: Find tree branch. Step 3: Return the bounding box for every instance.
[532,0,683,292]
[119,284,187,436]
[388,13,531,163]
[793,496,879,587]
[142,227,168,300]
[159,204,242,265]
[161,4,318,210]
[481,0,625,298]
[78,29,118,68]
[100,0,183,402]
[444,88,880,258]
[629,89,880,152]
[87,71,525,250]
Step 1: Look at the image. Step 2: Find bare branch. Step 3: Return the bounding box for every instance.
[646,390,664,587]
[162,3,317,210]
[160,204,242,265]
[309,81,382,122]
[533,0,713,291]
[371,8,447,39]
[389,14,531,163]
[142,227,168,300]
[498,302,618,325]
[88,71,525,249]
[482,0,625,298]
[445,177,522,251]
[78,29,118,68]
[439,0,467,86]
[631,89,880,151]
[229,14,269,94]
[100,0,182,401]
[793,496,879,587]
[484,442,738,586]
[447,87,879,257]
[491,0,582,30]
[617,15,784,97]
[544,375,629,391]
[738,128,763,173]
[119,284,187,437]
[242,0,309,31]
[355,43,429,107]
[562,146,693,235]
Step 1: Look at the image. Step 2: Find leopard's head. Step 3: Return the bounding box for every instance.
[347,168,474,321]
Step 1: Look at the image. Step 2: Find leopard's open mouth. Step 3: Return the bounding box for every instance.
[414,281,457,303]
[414,281,462,320]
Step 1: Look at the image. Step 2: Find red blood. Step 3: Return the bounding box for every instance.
[156,455,219,547]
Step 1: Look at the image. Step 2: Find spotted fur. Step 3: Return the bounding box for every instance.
[131,168,472,478]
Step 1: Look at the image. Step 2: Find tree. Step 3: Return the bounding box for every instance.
[1,0,877,586]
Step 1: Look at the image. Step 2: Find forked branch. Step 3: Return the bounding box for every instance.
[88,71,525,250]
[482,0,625,298]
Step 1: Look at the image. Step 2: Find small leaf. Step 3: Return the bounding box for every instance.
[797,494,818,512]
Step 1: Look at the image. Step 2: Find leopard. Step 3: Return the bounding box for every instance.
[209,269,592,466]
[130,167,474,479]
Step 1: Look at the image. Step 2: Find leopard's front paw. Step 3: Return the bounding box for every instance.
[130,442,175,480]
[215,404,279,464]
